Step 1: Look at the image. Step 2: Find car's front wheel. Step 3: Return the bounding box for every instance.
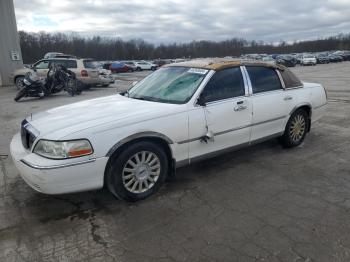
[280,109,309,148]
[106,141,168,201]
[15,76,25,90]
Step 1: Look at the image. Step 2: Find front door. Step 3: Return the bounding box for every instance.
[33,60,50,77]
[188,67,253,161]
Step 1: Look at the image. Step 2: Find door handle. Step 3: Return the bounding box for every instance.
[284,96,293,101]
[234,105,247,111]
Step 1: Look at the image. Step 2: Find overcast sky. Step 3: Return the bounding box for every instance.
[13,0,350,44]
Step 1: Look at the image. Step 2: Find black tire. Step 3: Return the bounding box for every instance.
[151,66,156,71]
[280,109,309,148]
[136,67,142,71]
[14,88,26,102]
[106,141,168,201]
[15,76,25,90]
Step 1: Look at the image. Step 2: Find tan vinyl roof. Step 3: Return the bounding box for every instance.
[165,58,286,71]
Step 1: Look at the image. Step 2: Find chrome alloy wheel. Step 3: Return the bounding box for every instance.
[122,151,161,194]
[289,114,306,142]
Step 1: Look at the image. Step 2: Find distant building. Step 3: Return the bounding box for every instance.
[0,0,23,86]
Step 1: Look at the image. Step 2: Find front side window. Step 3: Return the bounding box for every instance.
[34,60,49,69]
[128,66,208,104]
[246,66,282,94]
[201,67,245,103]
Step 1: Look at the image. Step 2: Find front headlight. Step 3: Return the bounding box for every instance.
[23,78,31,85]
[33,139,93,159]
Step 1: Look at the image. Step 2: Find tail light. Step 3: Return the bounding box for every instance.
[81,70,88,77]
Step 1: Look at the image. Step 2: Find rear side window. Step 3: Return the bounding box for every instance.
[246,66,282,94]
[65,60,77,68]
[201,67,245,103]
[52,60,77,68]
[83,60,96,69]
[280,68,302,88]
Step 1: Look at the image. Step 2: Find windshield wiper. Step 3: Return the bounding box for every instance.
[131,96,145,100]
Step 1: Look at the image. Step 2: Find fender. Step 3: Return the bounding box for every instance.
[289,102,312,116]
[105,131,173,157]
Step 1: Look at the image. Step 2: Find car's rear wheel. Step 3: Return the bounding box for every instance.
[106,141,168,201]
[280,109,309,148]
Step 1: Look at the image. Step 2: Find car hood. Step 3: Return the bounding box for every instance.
[14,67,32,76]
[27,94,184,139]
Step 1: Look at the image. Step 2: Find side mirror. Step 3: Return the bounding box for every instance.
[197,94,206,106]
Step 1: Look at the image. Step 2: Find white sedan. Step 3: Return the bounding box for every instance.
[10,60,327,201]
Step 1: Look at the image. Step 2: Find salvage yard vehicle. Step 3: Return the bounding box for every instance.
[10,60,327,201]
[316,53,330,64]
[301,54,317,66]
[276,55,297,67]
[134,61,158,71]
[11,58,101,89]
[109,62,134,73]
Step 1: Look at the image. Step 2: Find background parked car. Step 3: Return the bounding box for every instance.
[121,61,137,71]
[152,59,168,67]
[333,50,350,61]
[328,54,343,63]
[316,54,330,64]
[109,62,134,73]
[276,55,297,67]
[134,61,158,71]
[12,58,101,89]
[93,62,114,87]
[300,54,317,66]
[261,55,276,64]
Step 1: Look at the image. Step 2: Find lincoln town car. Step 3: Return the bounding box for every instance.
[10,60,327,201]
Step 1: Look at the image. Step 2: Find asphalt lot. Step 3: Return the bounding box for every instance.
[0,63,350,261]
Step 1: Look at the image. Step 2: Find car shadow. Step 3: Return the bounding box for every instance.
[8,138,285,224]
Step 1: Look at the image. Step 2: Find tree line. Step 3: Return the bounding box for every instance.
[18,31,350,64]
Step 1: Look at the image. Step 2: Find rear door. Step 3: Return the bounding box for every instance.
[245,66,295,141]
[188,67,253,160]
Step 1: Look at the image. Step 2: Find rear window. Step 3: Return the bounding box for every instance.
[83,60,96,69]
[280,68,303,88]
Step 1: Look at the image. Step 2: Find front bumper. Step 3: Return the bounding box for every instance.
[10,133,108,194]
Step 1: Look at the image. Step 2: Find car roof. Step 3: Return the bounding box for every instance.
[165,58,286,71]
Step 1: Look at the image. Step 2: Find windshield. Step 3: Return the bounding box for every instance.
[128,66,208,104]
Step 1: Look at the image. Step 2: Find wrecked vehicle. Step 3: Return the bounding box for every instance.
[10,60,327,201]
